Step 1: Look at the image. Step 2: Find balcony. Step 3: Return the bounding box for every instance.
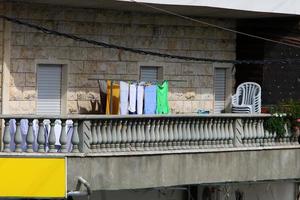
[1,114,298,154]
[1,114,300,192]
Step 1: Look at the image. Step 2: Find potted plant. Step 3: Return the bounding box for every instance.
[284,100,300,137]
[264,100,300,138]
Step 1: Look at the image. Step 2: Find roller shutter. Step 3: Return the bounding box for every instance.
[214,68,226,113]
[140,67,158,81]
[37,64,62,115]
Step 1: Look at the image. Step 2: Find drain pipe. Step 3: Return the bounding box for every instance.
[67,176,92,197]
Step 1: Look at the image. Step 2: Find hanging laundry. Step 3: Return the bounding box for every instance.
[120,81,129,115]
[106,80,120,115]
[99,80,107,114]
[128,83,137,113]
[156,80,169,114]
[144,85,157,114]
[137,82,145,115]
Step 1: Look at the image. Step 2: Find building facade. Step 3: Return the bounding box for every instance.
[0,1,300,200]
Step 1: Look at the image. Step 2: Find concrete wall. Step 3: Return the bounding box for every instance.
[72,182,296,200]
[215,182,296,200]
[5,1,235,115]
[67,148,300,191]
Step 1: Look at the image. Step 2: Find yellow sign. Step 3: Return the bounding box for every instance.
[0,157,66,198]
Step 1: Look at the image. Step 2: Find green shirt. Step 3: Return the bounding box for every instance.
[156,80,169,114]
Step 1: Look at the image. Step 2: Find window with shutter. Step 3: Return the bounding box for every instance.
[37,64,62,115]
[214,68,227,113]
[140,66,162,81]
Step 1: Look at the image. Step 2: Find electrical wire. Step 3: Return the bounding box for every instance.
[1,14,300,64]
[128,0,300,49]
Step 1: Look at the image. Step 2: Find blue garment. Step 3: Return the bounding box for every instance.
[144,85,157,114]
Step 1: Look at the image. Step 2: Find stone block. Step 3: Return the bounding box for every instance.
[69,48,88,60]
[67,100,78,114]
[86,48,103,61]
[126,63,138,75]
[67,88,77,101]
[183,101,192,113]
[11,59,35,73]
[68,74,78,87]
[84,61,97,73]
[10,73,26,87]
[9,86,23,101]
[102,49,120,61]
[9,101,35,114]
[115,62,126,74]
[23,87,36,100]
[69,61,84,73]
[164,63,182,75]
[96,62,108,73]
[25,73,36,87]
[77,75,98,88]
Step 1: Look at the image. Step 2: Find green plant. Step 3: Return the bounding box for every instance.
[264,115,287,137]
[264,99,300,137]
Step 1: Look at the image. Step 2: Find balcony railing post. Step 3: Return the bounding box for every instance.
[78,120,92,153]
[144,119,151,150]
[126,120,132,151]
[233,118,243,147]
[3,119,11,152]
[60,119,68,153]
[106,120,113,151]
[91,120,98,153]
[131,119,137,151]
[168,119,174,150]
[26,119,34,153]
[120,120,127,151]
[229,119,234,147]
[14,119,22,152]
[96,120,102,152]
[71,120,80,153]
[101,120,108,152]
[116,120,122,151]
[136,119,142,151]
[37,119,45,153]
[48,119,57,153]
[111,120,117,151]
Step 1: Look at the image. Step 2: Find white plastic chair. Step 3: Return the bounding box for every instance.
[232,82,261,113]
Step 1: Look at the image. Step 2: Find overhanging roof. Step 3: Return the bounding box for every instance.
[13,0,299,18]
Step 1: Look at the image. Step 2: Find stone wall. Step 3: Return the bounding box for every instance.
[0,3,4,114]
[8,2,235,114]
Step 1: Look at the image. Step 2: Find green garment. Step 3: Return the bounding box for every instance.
[156,80,169,114]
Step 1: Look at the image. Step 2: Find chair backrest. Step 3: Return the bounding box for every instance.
[235,82,261,113]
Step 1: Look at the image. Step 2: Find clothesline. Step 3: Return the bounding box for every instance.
[88,78,185,114]
[88,78,186,83]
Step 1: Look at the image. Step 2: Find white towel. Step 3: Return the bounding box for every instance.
[120,81,129,115]
[137,82,145,115]
[128,83,137,113]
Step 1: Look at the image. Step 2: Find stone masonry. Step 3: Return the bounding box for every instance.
[6,2,235,114]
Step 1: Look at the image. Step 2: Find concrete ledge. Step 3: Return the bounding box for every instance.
[67,148,300,190]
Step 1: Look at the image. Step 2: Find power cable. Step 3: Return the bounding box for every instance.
[1,15,300,64]
[128,0,300,49]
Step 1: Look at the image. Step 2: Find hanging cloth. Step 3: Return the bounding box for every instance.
[120,81,129,115]
[156,80,169,114]
[128,83,137,113]
[137,82,145,115]
[106,80,120,115]
[99,80,107,114]
[144,85,157,114]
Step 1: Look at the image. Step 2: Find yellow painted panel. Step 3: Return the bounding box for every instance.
[0,157,66,198]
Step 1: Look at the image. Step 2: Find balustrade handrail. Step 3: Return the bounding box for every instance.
[1,113,297,155]
[0,113,272,120]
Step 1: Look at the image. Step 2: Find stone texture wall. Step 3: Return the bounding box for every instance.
[8,2,235,114]
[0,3,4,114]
